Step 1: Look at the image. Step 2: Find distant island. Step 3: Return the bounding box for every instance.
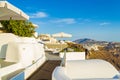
[74,38,108,44]
[74,38,120,50]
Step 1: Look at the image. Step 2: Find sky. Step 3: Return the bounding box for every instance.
[8,0,120,42]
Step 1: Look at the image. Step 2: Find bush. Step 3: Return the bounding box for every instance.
[64,42,85,52]
[0,20,35,37]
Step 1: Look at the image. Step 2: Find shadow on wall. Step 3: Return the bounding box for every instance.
[0,44,8,58]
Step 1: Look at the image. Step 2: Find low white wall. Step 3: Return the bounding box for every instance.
[24,55,46,79]
[60,52,85,60]
[0,63,22,80]
[5,40,45,67]
[0,33,46,80]
[0,33,20,58]
[18,42,46,68]
[5,42,20,62]
[0,41,46,80]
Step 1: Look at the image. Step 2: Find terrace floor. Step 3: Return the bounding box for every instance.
[27,52,61,80]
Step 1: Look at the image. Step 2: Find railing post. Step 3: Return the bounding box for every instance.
[60,48,67,67]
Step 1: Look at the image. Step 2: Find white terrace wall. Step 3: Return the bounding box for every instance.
[0,33,20,58]
[0,34,46,80]
[60,52,85,60]
[5,37,45,67]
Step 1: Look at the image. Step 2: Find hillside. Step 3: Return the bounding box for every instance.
[73,38,120,70]
[88,47,120,70]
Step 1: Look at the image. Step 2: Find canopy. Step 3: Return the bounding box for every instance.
[52,32,72,38]
[0,1,29,20]
[52,32,72,51]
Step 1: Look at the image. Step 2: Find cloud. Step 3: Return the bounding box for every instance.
[50,18,76,24]
[30,12,48,18]
[100,22,110,26]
